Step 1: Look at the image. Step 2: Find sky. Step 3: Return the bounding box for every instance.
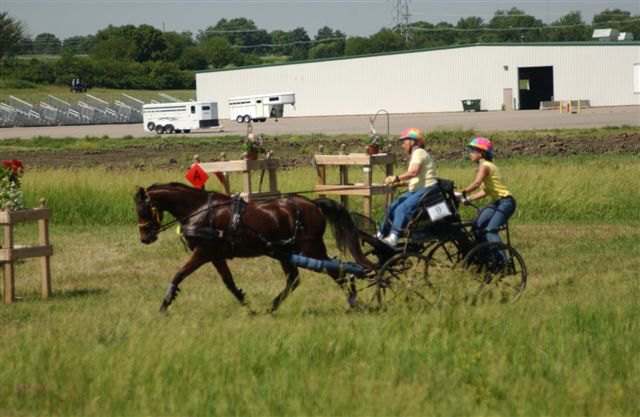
[2,0,639,40]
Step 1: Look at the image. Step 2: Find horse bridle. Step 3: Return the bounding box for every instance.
[137,191,163,234]
[137,188,229,236]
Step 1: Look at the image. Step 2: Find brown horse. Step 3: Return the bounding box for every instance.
[134,183,376,313]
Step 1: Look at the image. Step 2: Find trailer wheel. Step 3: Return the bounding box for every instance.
[183,129,191,133]
[236,115,244,123]
[175,129,182,134]
[155,125,165,134]
[164,124,175,134]
[146,121,156,131]
[243,115,251,123]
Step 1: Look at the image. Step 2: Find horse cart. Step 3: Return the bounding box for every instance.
[134,180,526,313]
[347,178,527,308]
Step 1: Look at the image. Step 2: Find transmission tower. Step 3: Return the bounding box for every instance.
[391,0,412,43]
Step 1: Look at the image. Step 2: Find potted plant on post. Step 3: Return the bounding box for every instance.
[365,128,384,155]
[241,133,266,160]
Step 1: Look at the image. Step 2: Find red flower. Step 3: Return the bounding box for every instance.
[2,159,24,174]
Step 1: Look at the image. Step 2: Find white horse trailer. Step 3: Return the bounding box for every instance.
[228,92,295,123]
[143,101,219,134]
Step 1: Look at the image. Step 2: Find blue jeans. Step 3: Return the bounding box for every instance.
[473,196,516,262]
[380,185,439,237]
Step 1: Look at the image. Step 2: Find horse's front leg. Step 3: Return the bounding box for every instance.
[160,249,209,313]
[211,259,249,308]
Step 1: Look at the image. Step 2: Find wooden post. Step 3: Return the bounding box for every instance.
[3,203,15,304]
[1,199,54,304]
[39,198,52,299]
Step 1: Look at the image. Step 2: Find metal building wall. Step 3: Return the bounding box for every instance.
[196,43,640,119]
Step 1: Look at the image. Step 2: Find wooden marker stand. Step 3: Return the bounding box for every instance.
[1,198,53,304]
[199,159,281,202]
[314,153,396,218]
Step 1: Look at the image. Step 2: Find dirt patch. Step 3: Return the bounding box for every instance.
[7,133,640,171]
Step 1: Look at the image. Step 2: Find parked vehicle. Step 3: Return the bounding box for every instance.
[228,92,295,123]
[143,101,219,134]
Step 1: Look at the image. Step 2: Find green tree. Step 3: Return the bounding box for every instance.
[199,36,237,68]
[455,16,485,44]
[198,18,270,54]
[488,8,545,42]
[133,24,167,61]
[91,34,136,61]
[162,31,195,61]
[412,21,456,48]
[62,35,95,55]
[178,46,208,70]
[0,12,26,59]
[33,33,62,55]
[92,24,166,62]
[545,11,589,41]
[269,27,310,57]
[344,36,372,56]
[309,26,345,58]
[53,49,95,85]
[368,28,406,53]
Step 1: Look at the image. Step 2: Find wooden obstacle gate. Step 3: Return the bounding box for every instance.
[199,158,281,202]
[1,198,53,304]
[314,153,396,218]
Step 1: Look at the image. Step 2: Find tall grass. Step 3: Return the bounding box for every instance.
[21,154,640,225]
[2,155,639,416]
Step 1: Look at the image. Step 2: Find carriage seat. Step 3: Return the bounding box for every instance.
[404,178,460,238]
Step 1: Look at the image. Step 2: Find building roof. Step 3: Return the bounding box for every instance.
[197,41,640,74]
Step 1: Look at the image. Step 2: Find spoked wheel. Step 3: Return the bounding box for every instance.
[351,274,383,310]
[375,252,442,309]
[462,241,527,303]
[425,240,465,298]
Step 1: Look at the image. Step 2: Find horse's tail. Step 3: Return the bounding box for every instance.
[314,198,377,271]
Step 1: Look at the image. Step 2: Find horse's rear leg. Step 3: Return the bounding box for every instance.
[211,259,248,307]
[270,261,300,313]
[301,239,358,308]
[160,249,209,313]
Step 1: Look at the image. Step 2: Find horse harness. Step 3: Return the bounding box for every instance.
[178,193,305,258]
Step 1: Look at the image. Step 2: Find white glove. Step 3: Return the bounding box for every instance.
[384,175,399,186]
[455,191,470,205]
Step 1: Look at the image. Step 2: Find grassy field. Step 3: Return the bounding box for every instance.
[1,155,639,416]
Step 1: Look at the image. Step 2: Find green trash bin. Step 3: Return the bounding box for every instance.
[462,99,481,112]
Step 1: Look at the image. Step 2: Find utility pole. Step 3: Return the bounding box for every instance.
[392,0,412,43]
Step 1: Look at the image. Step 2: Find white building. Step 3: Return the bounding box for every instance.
[196,42,640,118]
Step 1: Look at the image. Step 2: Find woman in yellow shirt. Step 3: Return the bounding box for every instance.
[458,137,516,252]
[376,127,438,246]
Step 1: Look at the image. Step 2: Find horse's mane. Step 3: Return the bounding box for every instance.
[147,182,232,199]
[148,182,206,193]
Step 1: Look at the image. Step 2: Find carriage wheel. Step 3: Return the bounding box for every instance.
[375,252,442,309]
[462,242,527,303]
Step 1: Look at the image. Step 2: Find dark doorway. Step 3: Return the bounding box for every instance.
[518,66,554,110]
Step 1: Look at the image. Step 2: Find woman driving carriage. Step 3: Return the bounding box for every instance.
[457,137,516,259]
[375,127,439,246]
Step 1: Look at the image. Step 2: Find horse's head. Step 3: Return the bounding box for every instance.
[134,186,163,244]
